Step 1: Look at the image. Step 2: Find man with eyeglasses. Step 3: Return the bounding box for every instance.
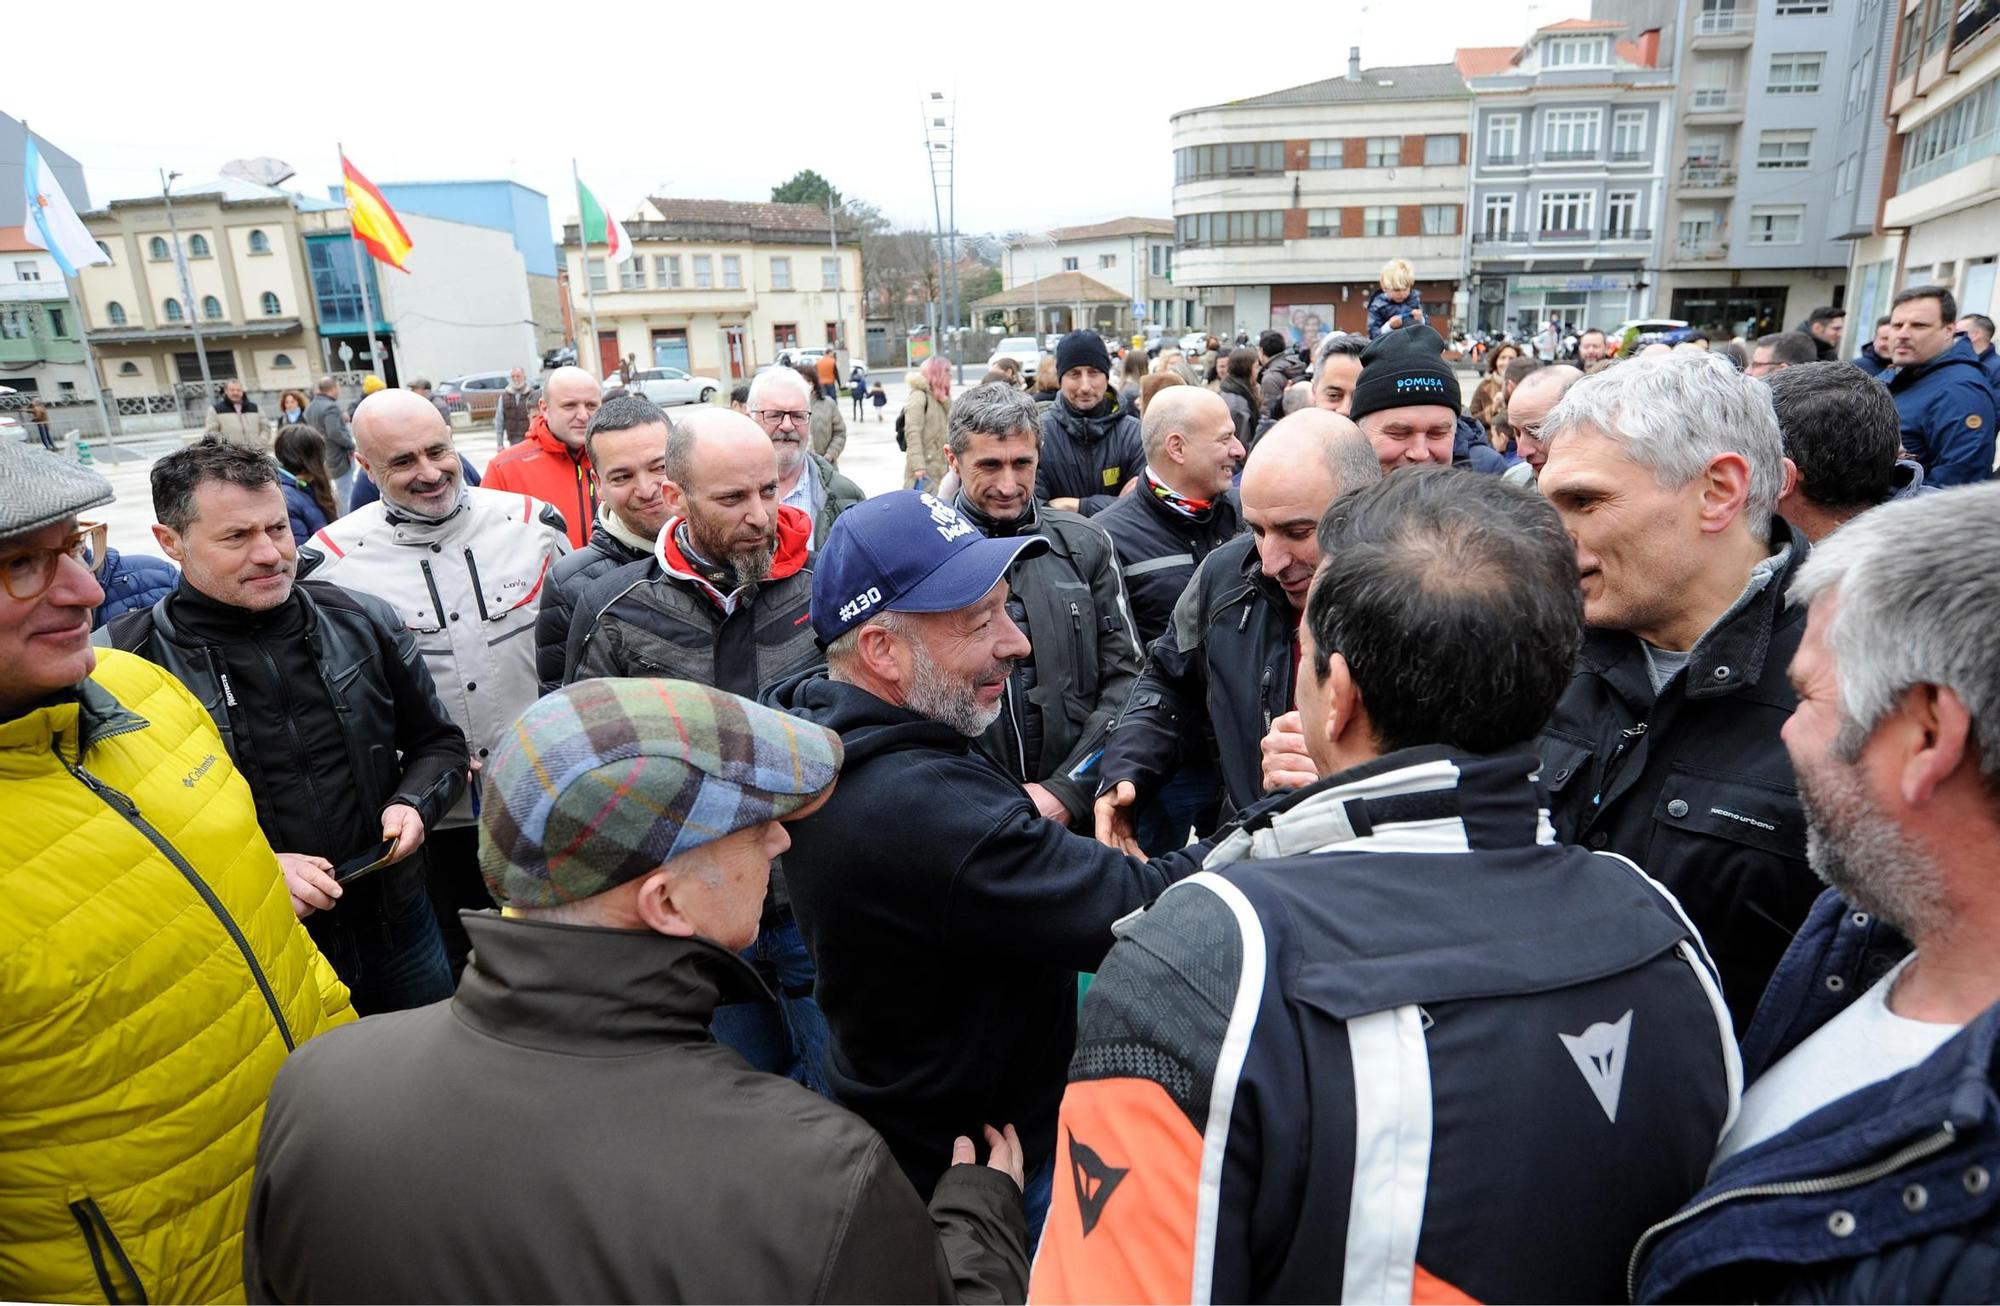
[750,365,864,549]
[0,438,350,1305]
[1499,363,1581,487]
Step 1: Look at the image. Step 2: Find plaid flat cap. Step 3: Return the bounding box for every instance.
[479,677,842,907]
[0,439,113,541]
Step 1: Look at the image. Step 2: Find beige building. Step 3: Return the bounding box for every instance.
[76,180,320,397]
[561,197,863,381]
[1001,217,1190,333]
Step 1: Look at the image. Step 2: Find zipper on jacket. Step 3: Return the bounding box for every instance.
[1006,676,1028,778]
[1625,1121,1958,1302]
[419,558,450,629]
[251,639,331,845]
[1260,666,1276,733]
[462,548,492,621]
[1593,721,1649,810]
[60,749,297,1052]
[69,1198,147,1305]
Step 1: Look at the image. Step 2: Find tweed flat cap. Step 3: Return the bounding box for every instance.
[479,677,842,907]
[0,439,113,541]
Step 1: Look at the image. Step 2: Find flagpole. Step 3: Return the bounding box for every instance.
[339,143,386,381]
[60,270,117,442]
[573,159,601,378]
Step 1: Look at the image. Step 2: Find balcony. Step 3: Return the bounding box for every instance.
[1600,226,1653,241]
[1691,9,1753,47]
[1609,148,1649,163]
[1486,152,1525,167]
[1541,149,1599,164]
[1953,0,2000,68]
[1674,240,1730,260]
[1678,162,1738,191]
[1902,125,2000,192]
[1686,89,1746,122]
[1538,227,1595,241]
[1471,231,1529,244]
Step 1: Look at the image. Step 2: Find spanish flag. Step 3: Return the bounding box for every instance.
[342,154,413,273]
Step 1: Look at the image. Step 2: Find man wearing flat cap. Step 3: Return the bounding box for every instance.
[0,441,350,1305]
[244,677,1030,1304]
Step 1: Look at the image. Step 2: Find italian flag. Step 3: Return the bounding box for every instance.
[577,179,632,265]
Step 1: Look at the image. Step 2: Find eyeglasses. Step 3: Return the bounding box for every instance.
[0,520,108,601]
[753,408,809,427]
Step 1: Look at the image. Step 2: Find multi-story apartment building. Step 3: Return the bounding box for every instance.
[77,179,323,397]
[1851,0,2000,327]
[1000,218,1190,333]
[1169,51,1472,345]
[0,228,95,397]
[1597,0,1859,335]
[1829,0,1905,348]
[561,198,863,381]
[1460,21,1675,336]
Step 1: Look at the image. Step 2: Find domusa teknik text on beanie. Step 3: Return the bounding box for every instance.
[478,677,842,907]
[1347,323,1463,423]
[1055,330,1112,380]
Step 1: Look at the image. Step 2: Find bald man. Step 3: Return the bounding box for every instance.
[563,406,830,1091]
[1501,364,1583,486]
[298,388,570,977]
[1095,410,1384,850]
[483,364,603,547]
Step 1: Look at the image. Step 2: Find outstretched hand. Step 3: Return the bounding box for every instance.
[950,1124,1025,1192]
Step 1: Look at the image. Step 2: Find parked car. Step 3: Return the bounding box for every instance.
[991,336,1042,378]
[633,366,721,406]
[1609,318,1691,349]
[438,371,515,420]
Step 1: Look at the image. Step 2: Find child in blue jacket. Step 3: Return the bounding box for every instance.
[1366,258,1426,340]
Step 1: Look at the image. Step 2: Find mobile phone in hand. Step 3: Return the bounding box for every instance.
[334,838,398,884]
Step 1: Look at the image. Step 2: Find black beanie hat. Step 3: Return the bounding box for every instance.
[1348,324,1462,423]
[1055,330,1112,379]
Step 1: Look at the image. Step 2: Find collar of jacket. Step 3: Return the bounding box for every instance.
[0,671,149,767]
[1143,468,1216,520]
[1205,745,1555,864]
[653,505,812,613]
[525,412,589,466]
[1053,393,1127,441]
[1884,334,1985,390]
[381,486,473,533]
[1230,529,1296,616]
[1580,517,1808,702]
[953,489,1042,539]
[452,912,771,1055]
[596,503,657,556]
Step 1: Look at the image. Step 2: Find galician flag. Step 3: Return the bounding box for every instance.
[22,136,108,279]
[342,153,414,272]
[577,179,632,265]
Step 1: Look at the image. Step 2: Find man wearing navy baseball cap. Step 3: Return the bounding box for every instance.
[766,489,1215,1244]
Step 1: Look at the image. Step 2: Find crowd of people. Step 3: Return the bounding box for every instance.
[2,276,1998,1303]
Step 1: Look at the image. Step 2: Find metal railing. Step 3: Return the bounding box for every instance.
[1689,89,1746,113]
[1538,227,1594,240]
[1472,231,1528,244]
[1694,9,1752,36]
[1675,240,1730,259]
[1601,226,1653,240]
[1679,163,1738,187]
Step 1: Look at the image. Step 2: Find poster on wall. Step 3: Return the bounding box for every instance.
[1271,305,1334,357]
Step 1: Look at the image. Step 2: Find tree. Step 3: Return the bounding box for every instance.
[771,170,842,209]
[960,266,1000,306]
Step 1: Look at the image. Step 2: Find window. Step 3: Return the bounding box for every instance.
[1543,109,1601,158]
[118,361,140,376]
[1768,52,1824,94]
[1099,254,1116,268]
[13,260,40,281]
[1062,256,1079,270]
[47,308,66,337]
[1698,0,1742,35]
[1481,193,1517,237]
[188,234,210,258]
[0,309,23,339]
[1365,136,1400,167]
[587,258,607,292]
[1421,205,1459,235]
[1775,0,1828,10]
[273,353,293,368]
[620,259,646,290]
[105,301,127,326]
[771,256,791,290]
[1424,134,1459,165]
[1150,244,1165,275]
[1487,114,1522,162]
[164,298,184,322]
[1747,205,1805,244]
[1898,6,1924,81]
[201,295,223,321]
[1537,190,1594,236]
[773,323,798,350]
[1605,190,1640,237]
[693,255,713,288]
[149,236,169,261]
[248,229,270,254]
[722,256,741,289]
[1612,109,1647,159]
[1835,153,1858,194]
[1174,141,1285,181]
[95,240,112,265]
[656,255,680,288]
[1306,208,1339,238]
[1845,60,1867,116]
[1685,132,1727,166]
[1174,211,1285,247]
[1363,206,1398,236]
[1692,56,1736,109]
[1308,139,1344,168]
[1543,36,1608,66]
[1757,128,1813,169]
[822,256,839,289]
[260,291,281,315]
[1899,79,2000,188]
[1925,0,1951,58]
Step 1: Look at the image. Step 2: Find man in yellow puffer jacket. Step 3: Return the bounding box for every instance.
[0,442,352,1305]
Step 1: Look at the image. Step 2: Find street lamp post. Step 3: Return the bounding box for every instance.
[159,169,214,404]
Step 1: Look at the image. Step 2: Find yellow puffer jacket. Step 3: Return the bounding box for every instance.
[0,650,352,1305]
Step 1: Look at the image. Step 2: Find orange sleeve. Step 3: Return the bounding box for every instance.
[1029,1076,1205,1305]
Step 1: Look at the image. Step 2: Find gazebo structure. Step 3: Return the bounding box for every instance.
[972,271,1132,338]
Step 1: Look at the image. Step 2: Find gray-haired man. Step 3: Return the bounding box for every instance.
[747,366,864,548]
[943,381,1141,826]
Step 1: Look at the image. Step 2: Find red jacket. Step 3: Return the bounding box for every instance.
[481,414,595,548]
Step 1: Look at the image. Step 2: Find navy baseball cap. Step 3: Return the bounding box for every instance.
[812,490,1048,643]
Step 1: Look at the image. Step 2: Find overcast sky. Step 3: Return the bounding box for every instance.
[20,0,1589,241]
